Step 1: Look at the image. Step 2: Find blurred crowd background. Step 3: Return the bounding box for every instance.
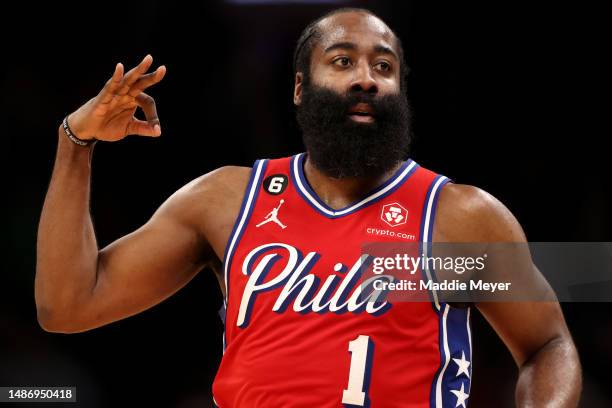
[2,0,610,406]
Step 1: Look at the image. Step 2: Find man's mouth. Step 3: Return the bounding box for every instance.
[348,103,375,123]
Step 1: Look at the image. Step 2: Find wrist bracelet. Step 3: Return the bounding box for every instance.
[62,117,96,147]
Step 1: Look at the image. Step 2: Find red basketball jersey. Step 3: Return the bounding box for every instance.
[212,153,472,408]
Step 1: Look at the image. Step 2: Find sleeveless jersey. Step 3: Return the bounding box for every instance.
[212,153,472,408]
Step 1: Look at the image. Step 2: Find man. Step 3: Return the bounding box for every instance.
[36,8,581,407]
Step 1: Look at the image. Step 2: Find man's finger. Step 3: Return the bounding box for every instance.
[128,66,166,97]
[116,55,154,96]
[98,63,124,104]
[135,92,161,133]
[126,118,161,138]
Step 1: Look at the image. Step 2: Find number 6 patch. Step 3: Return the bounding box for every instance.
[263,174,289,195]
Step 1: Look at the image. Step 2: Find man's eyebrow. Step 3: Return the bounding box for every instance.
[324,42,399,60]
[324,42,357,54]
[373,44,399,60]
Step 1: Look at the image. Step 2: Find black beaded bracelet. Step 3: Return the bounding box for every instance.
[62,117,96,147]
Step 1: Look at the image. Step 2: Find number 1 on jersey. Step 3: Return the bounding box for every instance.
[342,335,373,406]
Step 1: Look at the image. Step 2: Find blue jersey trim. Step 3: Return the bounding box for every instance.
[417,175,473,408]
[419,174,450,312]
[290,152,419,219]
[221,159,268,352]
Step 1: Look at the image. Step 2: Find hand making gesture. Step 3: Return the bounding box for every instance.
[66,54,166,142]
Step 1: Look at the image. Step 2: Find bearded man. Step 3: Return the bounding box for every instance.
[35,8,581,408]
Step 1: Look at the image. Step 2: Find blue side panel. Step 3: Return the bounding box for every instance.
[442,307,472,407]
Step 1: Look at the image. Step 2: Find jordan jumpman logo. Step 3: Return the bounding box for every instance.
[256,199,287,229]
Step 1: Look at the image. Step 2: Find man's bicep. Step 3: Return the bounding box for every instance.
[79,187,211,330]
[71,165,249,331]
[470,189,570,367]
[438,184,571,366]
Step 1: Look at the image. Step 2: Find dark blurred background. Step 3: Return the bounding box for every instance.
[2,0,610,407]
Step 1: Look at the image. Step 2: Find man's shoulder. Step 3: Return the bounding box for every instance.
[179,165,253,200]
[160,166,252,225]
[434,183,527,242]
[155,166,255,261]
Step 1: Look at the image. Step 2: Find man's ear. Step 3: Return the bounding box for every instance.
[294,72,303,106]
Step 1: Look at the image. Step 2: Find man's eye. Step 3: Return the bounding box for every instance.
[333,57,351,67]
[375,61,391,72]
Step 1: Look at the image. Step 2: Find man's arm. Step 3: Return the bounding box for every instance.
[35,55,249,333]
[37,133,204,332]
[434,184,582,407]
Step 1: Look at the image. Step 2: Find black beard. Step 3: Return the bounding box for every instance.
[296,83,412,178]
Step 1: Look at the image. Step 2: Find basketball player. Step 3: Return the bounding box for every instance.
[35,8,581,407]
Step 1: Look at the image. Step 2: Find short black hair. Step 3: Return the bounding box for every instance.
[293,7,409,94]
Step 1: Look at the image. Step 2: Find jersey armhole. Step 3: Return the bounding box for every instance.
[419,175,451,312]
[221,158,269,299]
[421,177,473,408]
[220,159,268,351]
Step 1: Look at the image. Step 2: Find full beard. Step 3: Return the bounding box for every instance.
[296,84,412,179]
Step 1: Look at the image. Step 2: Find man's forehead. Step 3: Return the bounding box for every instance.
[316,12,396,50]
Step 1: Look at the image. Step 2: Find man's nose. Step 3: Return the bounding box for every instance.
[350,61,378,94]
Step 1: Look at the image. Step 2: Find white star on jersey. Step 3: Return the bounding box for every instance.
[452,351,471,378]
[450,382,469,408]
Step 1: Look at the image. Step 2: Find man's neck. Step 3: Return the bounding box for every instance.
[303,154,404,210]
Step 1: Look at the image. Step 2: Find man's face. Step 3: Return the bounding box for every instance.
[302,12,402,109]
[295,12,411,179]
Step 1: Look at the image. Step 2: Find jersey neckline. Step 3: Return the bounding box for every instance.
[290,153,419,219]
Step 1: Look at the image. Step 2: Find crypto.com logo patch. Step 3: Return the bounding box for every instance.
[380,202,408,227]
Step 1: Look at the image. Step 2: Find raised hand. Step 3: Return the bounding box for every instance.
[67,55,166,142]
